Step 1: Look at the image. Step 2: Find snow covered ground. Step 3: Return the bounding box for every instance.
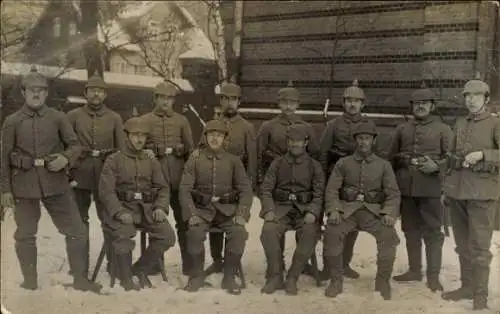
[1,197,499,314]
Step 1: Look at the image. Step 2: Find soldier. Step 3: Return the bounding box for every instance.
[99,117,176,290]
[179,120,253,295]
[0,67,101,293]
[389,84,453,291]
[318,78,370,280]
[141,81,194,275]
[67,73,125,277]
[323,122,400,300]
[196,79,257,276]
[257,80,320,280]
[259,124,324,295]
[440,75,500,310]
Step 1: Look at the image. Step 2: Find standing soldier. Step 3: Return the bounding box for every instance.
[323,122,400,300]
[141,81,194,275]
[0,67,101,293]
[196,79,257,276]
[180,120,253,295]
[441,75,500,310]
[259,124,324,295]
[67,73,125,277]
[257,81,320,280]
[318,78,369,280]
[99,117,176,290]
[389,85,453,291]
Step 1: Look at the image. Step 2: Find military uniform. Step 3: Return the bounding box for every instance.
[67,74,125,275]
[441,77,500,310]
[180,120,253,294]
[389,87,453,290]
[260,124,324,295]
[140,81,194,275]
[99,117,175,290]
[0,67,101,292]
[198,81,257,275]
[318,79,370,279]
[323,122,400,300]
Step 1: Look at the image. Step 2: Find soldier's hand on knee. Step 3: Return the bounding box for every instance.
[116,212,134,224]
[188,215,204,226]
[263,211,276,222]
[152,209,168,222]
[143,149,156,159]
[191,149,200,158]
[1,192,15,209]
[418,156,439,174]
[233,215,246,226]
[327,211,341,225]
[381,214,395,227]
[304,212,316,224]
[46,154,69,172]
[464,151,484,165]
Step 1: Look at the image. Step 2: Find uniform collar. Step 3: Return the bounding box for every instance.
[466,108,491,121]
[84,104,107,117]
[284,152,307,164]
[342,112,363,123]
[203,148,224,160]
[223,113,242,123]
[412,115,437,125]
[352,152,375,163]
[21,105,48,117]
[123,141,147,159]
[278,113,302,125]
[153,107,175,117]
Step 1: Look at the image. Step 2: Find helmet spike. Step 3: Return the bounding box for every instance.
[352,78,359,87]
[474,71,481,80]
[287,80,293,87]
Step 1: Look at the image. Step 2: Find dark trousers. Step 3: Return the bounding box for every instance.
[171,190,190,272]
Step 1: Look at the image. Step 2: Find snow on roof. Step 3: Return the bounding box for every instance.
[97,20,141,52]
[1,62,194,92]
[179,28,215,61]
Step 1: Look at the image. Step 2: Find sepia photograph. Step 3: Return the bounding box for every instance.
[1,1,499,313]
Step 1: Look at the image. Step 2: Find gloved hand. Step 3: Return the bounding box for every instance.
[1,192,15,208]
[327,211,342,225]
[418,156,439,174]
[233,215,247,226]
[263,211,276,222]
[464,151,484,165]
[304,212,316,224]
[143,149,156,159]
[190,149,201,158]
[152,209,167,222]
[116,212,134,224]
[189,215,204,226]
[46,154,68,172]
[381,215,396,227]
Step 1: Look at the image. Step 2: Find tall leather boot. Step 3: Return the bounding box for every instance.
[132,246,164,288]
[15,244,38,290]
[116,252,141,291]
[441,257,473,301]
[324,255,343,298]
[184,253,206,292]
[375,255,395,300]
[393,232,422,282]
[343,231,360,279]
[424,234,444,292]
[285,252,309,295]
[205,233,224,275]
[262,242,285,294]
[67,239,102,294]
[177,228,191,276]
[472,266,490,310]
[221,252,243,295]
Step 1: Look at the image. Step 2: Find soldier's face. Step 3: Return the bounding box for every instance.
[355,134,375,154]
[23,86,48,109]
[464,93,488,113]
[206,131,226,150]
[220,95,239,109]
[128,132,147,150]
[279,99,299,115]
[155,94,175,112]
[213,107,222,119]
[412,101,434,118]
[85,87,106,106]
[287,138,308,156]
[343,97,364,115]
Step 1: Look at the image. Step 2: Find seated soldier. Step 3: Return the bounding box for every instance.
[99,117,176,291]
[179,120,253,295]
[260,124,324,295]
[323,122,401,300]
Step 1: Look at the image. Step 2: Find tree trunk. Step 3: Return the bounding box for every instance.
[80,0,103,78]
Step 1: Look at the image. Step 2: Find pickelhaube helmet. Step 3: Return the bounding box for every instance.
[278,80,300,101]
[352,121,377,138]
[462,72,490,96]
[21,65,48,89]
[343,79,365,100]
[410,81,435,103]
[86,72,107,90]
[220,75,241,97]
[204,119,228,134]
[154,81,179,96]
[124,117,149,134]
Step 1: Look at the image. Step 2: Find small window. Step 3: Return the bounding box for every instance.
[69,21,77,35]
[53,17,61,37]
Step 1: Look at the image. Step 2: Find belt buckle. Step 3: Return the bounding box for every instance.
[165,147,173,155]
[355,194,365,202]
[33,159,45,167]
[410,158,419,166]
[91,150,101,157]
[288,193,297,201]
[133,192,143,200]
